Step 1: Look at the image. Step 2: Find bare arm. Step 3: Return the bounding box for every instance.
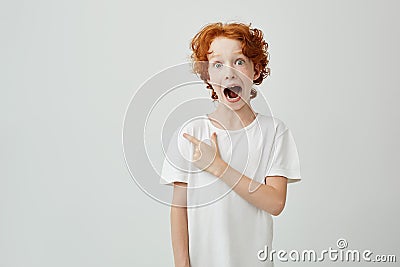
[214,160,288,216]
[170,182,190,267]
[183,132,288,216]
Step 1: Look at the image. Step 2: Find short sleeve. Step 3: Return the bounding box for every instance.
[266,128,302,184]
[159,127,192,186]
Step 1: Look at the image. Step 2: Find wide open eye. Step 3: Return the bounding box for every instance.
[235,59,245,66]
[213,62,223,69]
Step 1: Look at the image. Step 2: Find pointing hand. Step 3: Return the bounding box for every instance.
[183,132,226,177]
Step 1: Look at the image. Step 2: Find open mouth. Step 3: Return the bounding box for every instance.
[223,86,242,103]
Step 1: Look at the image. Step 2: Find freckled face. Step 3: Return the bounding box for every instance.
[207,37,260,109]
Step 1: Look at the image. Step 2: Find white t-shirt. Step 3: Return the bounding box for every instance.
[160,113,301,267]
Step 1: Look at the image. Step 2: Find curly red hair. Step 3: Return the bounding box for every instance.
[190,22,271,100]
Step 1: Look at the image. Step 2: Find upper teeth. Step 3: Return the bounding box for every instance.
[226,86,241,92]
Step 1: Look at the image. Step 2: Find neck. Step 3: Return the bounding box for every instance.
[209,102,257,130]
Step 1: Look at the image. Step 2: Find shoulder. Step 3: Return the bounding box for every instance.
[257,114,289,137]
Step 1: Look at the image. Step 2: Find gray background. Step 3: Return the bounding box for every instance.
[1,0,399,266]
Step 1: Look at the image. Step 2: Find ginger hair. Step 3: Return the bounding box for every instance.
[190,22,271,100]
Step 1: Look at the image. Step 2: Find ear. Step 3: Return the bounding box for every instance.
[253,64,261,81]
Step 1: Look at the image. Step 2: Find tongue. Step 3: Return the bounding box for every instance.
[227,90,238,98]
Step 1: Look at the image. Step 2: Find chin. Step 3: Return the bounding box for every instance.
[220,99,248,111]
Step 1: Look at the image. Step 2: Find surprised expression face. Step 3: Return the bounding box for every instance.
[207,37,260,110]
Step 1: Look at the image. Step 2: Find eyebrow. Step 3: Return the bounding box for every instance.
[208,50,243,59]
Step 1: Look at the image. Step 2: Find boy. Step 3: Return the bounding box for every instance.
[160,22,301,267]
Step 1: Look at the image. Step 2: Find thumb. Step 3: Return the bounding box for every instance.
[211,132,220,155]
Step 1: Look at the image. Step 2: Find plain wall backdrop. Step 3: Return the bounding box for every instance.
[1,0,399,266]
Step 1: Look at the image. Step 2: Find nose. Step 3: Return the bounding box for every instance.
[224,65,236,80]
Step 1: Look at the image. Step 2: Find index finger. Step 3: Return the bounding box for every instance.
[183,133,201,146]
